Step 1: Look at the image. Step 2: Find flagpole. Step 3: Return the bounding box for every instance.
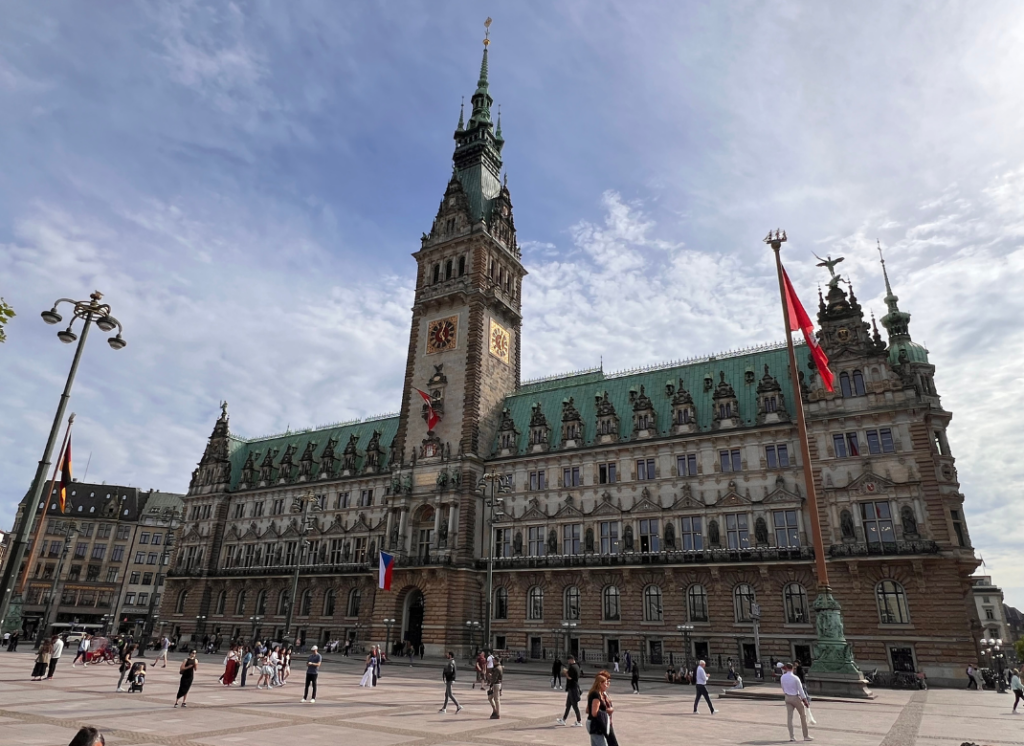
[768,235,830,588]
[766,230,871,697]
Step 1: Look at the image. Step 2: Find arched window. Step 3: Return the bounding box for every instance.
[495,587,509,620]
[175,589,188,614]
[347,588,361,618]
[784,583,809,624]
[458,256,466,276]
[235,589,247,616]
[445,259,453,280]
[602,586,620,621]
[214,590,226,615]
[687,584,708,622]
[527,586,544,620]
[839,372,852,398]
[300,589,313,617]
[277,590,290,616]
[643,585,663,622]
[852,370,866,396]
[733,583,755,622]
[564,586,581,621]
[323,588,336,617]
[255,590,267,616]
[876,580,910,625]
[432,264,440,284]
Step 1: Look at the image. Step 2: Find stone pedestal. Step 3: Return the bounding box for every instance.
[806,587,876,699]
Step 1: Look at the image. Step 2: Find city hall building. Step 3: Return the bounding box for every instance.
[162,37,982,685]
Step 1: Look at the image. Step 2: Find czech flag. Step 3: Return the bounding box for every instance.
[379,551,395,590]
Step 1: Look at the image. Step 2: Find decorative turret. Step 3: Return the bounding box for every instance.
[878,242,930,366]
[815,253,886,360]
[188,402,233,495]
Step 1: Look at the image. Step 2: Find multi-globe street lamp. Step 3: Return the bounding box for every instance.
[980,637,1007,693]
[677,624,694,670]
[476,473,511,649]
[465,620,481,654]
[249,615,263,643]
[560,621,577,656]
[0,292,126,630]
[383,618,396,659]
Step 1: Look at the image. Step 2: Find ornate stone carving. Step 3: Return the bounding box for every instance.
[708,519,721,547]
[840,509,856,541]
[754,516,769,546]
[318,438,338,478]
[342,434,359,472]
[900,505,918,538]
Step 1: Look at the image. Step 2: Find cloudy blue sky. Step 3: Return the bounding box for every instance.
[2,2,1022,605]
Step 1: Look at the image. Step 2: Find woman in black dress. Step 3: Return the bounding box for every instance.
[175,649,198,707]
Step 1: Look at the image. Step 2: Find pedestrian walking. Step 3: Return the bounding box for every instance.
[240,646,253,687]
[71,635,90,666]
[48,635,64,679]
[586,671,618,746]
[153,636,170,667]
[613,652,621,673]
[406,640,415,666]
[117,646,135,691]
[359,649,377,687]
[487,658,503,719]
[1011,669,1022,713]
[175,650,198,707]
[552,655,563,689]
[419,642,425,660]
[31,640,53,680]
[966,663,979,689]
[556,654,584,726]
[780,662,812,741]
[439,651,463,713]
[302,645,322,703]
[693,659,715,714]
[630,663,639,694]
[8,631,19,652]
[474,651,486,689]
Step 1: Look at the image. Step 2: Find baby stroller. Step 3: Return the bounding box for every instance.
[128,662,147,693]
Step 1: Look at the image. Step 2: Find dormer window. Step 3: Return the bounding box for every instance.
[711,372,740,430]
[717,402,733,419]
[676,409,691,425]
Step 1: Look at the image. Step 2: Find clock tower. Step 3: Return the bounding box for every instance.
[393,28,525,465]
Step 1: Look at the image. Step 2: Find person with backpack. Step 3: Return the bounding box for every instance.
[439,651,463,714]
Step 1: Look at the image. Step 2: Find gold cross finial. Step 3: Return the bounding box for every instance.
[484,17,492,46]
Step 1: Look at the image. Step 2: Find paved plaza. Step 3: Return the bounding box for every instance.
[0,651,1017,746]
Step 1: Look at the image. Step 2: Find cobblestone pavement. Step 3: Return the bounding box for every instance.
[0,651,1019,746]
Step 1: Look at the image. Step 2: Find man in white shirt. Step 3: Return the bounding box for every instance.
[72,635,90,666]
[780,663,812,741]
[153,636,170,667]
[692,660,715,714]
[48,635,65,679]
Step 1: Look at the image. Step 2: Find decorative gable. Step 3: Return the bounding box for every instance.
[711,372,741,430]
[666,378,698,434]
[594,391,620,444]
[670,484,705,511]
[714,481,751,507]
[629,384,657,439]
[561,397,583,448]
[495,407,519,456]
[762,475,803,504]
[519,497,549,522]
[528,402,550,453]
[756,365,790,425]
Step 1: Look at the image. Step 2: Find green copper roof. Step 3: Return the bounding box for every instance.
[226,416,399,490]
[495,343,797,456]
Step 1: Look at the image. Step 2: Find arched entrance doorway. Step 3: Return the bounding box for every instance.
[403,589,425,651]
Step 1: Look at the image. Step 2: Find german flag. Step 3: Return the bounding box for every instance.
[58,437,72,513]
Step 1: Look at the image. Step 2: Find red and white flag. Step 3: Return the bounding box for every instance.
[414,388,440,431]
[782,267,835,392]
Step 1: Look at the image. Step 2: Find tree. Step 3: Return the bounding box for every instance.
[1016,637,1024,663]
[0,297,14,343]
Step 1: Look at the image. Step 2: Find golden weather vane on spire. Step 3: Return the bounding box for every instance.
[484,17,492,46]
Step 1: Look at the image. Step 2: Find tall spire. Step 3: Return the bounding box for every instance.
[469,18,494,127]
[877,240,928,364]
[456,97,464,132]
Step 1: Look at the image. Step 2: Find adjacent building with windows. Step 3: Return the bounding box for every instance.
[161,35,981,686]
[971,575,1009,643]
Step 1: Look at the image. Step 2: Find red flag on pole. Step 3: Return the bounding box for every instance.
[782,267,835,393]
[414,388,440,432]
[58,436,73,513]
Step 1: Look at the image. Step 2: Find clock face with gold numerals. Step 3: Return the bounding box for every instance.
[489,318,510,364]
[426,315,458,354]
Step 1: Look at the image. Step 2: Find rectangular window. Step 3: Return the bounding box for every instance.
[142,572,153,585]
[147,553,158,565]
[636,458,655,480]
[86,565,100,581]
[273,498,286,514]
[879,428,895,453]
[74,543,87,559]
[677,454,698,477]
[137,592,149,606]
[598,463,617,484]
[765,444,790,469]
[833,434,847,458]
[67,565,81,581]
[108,544,124,562]
[253,501,265,517]
[639,519,660,552]
[82,523,94,538]
[285,542,297,565]
[494,528,512,558]
[985,608,995,620]
[352,537,368,563]
[527,526,546,557]
[139,532,150,544]
[847,432,859,456]
[529,470,546,491]
[834,432,860,458]
[125,592,136,606]
[336,493,349,509]
[359,489,373,507]
[91,545,106,561]
[562,467,581,488]
[129,571,141,584]
[97,524,111,539]
[152,534,162,546]
[117,525,131,540]
[720,449,742,472]
[600,521,619,554]
[773,510,800,547]
[726,514,750,549]
[681,516,703,551]
[105,568,119,583]
[860,501,895,545]
[233,503,245,519]
[329,538,344,564]
[951,509,967,547]
[562,524,581,555]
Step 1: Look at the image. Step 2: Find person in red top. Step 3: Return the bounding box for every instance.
[474,651,486,689]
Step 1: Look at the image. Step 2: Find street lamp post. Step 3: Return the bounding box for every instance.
[0,292,126,630]
[465,620,481,655]
[195,615,207,645]
[33,520,78,648]
[676,624,694,671]
[144,508,181,644]
[980,637,1007,693]
[383,618,396,659]
[283,492,322,648]
[476,473,510,649]
[250,615,263,643]
[560,621,577,656]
